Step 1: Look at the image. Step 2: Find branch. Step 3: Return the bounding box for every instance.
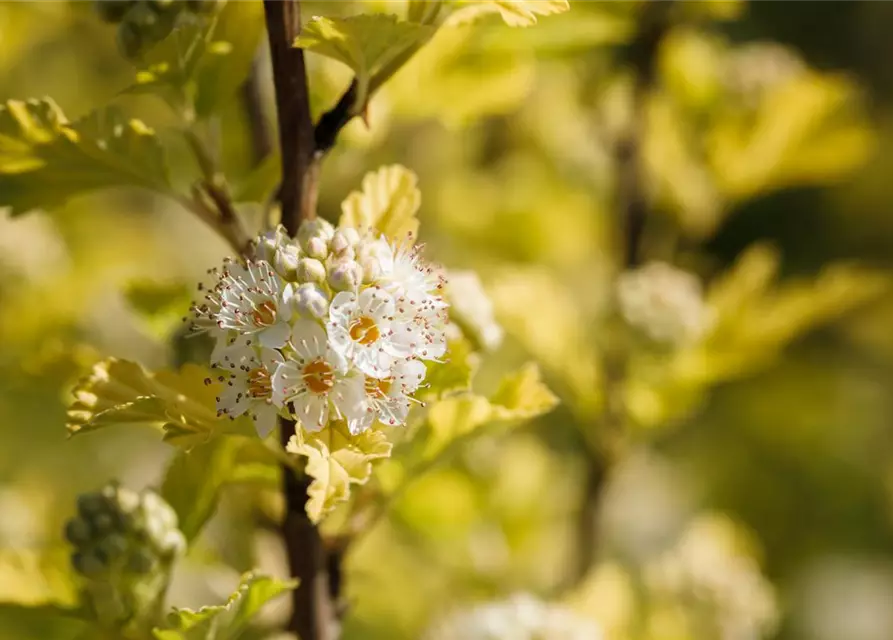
[263,2,336,639]
[265,0,317,233]
[574,0,674,586]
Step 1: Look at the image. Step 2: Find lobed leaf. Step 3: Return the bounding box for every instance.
[422,362,558,461]
[0,98,170,216]
[339,164,421,238]
[295,15,434,106]
[66,359,254,449]
[447,0,570,27]
[286,421,392,523]
[153,573,297,640]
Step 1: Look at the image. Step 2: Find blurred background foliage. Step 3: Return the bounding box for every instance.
[2,1,893,639]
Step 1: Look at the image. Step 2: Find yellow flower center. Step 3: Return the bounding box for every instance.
[247,367,272,399]
[252,300,277,327]
[349,315,381,345]
[364,376,393,398]
[303,359,335,394]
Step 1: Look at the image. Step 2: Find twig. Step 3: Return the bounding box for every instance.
[263,1,337,638]
[574,0,674,586]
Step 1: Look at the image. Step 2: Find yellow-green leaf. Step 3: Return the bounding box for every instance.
[294,15,434,105]
[286,422,392,523]
[422,336,478,399]
[0,99,170,216]
[339,164,421,238]
[153,573,297,640]
[423,362,558,460]
[124,280,192,340]
[448,0,570,27]
[66,359,253,449]
[161,438,242,542]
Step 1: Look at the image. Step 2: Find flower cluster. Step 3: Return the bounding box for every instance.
[645,515,779,640]
[423,593,602,640]
[191,220,447,438]
[616,261,713,346]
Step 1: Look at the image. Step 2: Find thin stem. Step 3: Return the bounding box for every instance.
[263,2,336,639]
[573,0,674,586]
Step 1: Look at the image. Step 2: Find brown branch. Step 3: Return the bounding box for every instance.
[265,0,317,234]
[263,2,335,639]
[574,0,674,586]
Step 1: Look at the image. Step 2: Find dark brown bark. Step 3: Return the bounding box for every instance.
[262,2,335,638]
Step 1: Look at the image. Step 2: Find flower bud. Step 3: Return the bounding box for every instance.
[254,227,300,281]
[65,482,187,630]
[297,219,334,258]
[328,259,363,291]
[294,283,330,319]
[330,227,360,256]
[296,257,326,284]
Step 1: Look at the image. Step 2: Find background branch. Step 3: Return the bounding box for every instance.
[263,2,336,639]
[573,0,674,586]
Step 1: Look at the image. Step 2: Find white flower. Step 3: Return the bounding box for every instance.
[376,237,445,305]
[350,359,427,434]
[328,288,403,378]
[293,282,330,320]
[272,320,364,432]
[389,301,449,362]
[446,270,503,351]
[616,261,712,345]
[213,346,284,438]
[423,593,603,640]
[198,259,294,349]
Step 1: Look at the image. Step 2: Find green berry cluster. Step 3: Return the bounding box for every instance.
[66,482,185,578]
[65,482,186,629]
[94,0,225,59]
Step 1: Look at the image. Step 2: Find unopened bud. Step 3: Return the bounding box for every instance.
[328,260,363,291]
[330,227,360,256]
[297,219,334,258]
[294,283,330,319]
[296,257,326,284]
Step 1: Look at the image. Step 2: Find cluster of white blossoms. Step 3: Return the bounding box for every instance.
[645,516,779,640]
[616,261,713,346]
[423,593,602,640]
[190,219,447,438]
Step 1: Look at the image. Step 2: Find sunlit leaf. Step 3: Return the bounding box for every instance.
[286,421,392,523]
[153,573,297,640]
[0,99,170,216]
[422,362,558,460]
[448,0,570,27]
[66,359,253,449]
[339,164,421,238]
[422,336,478,399]
[295,15,434,105]
[0,603,90,640]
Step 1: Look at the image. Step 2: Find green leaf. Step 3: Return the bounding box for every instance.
[422,362,558,461]
[408,0,444,23]
[448,0,570,27]
[125,280,192,340]
[153,573,297,640]
[286,422,392,523]
[161,438,242,542]
[0,99,170,216]
[0,603,90,640]
[66,359,254,449]
[128,2,264,119]
[295,15,435,106]
[339,164,421,238]
[421,336,478,399]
